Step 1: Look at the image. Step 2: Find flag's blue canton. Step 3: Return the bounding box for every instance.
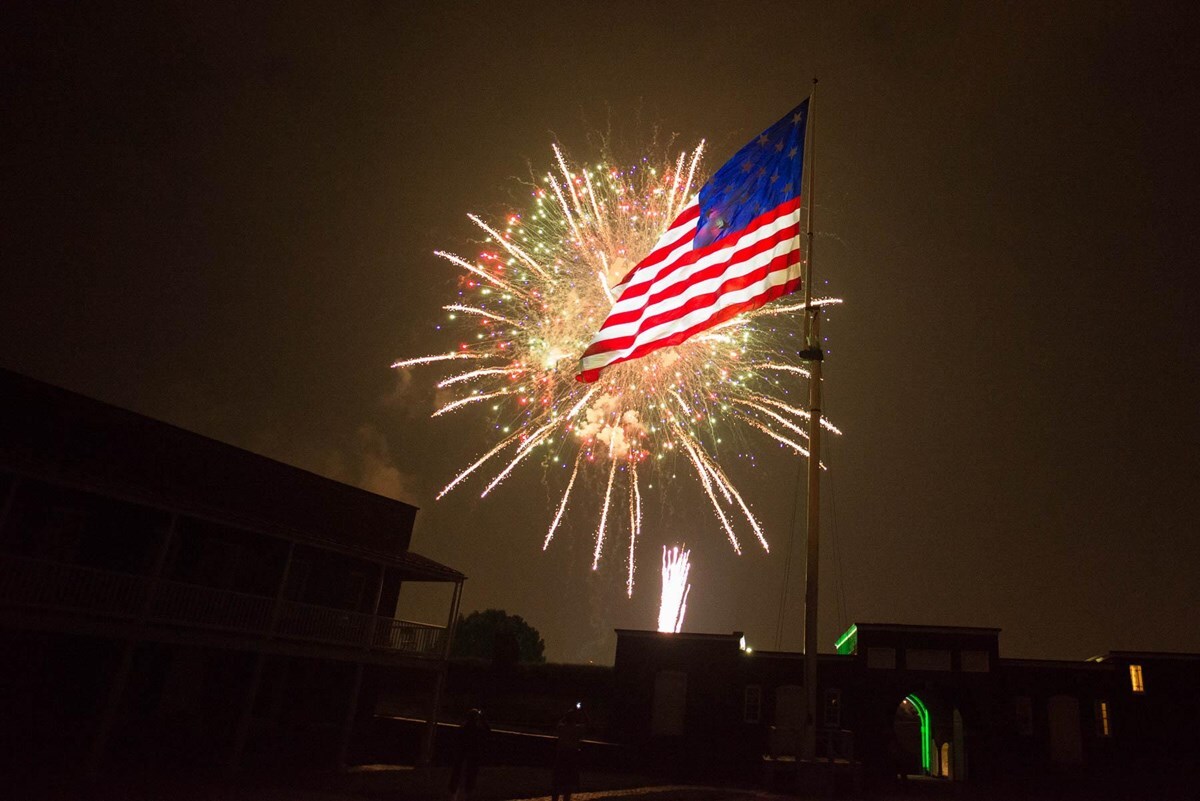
[695,99,809,250]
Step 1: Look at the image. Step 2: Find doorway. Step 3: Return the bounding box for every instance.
[892,695,931,776]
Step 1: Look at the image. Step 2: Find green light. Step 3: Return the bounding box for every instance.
[834,624,858,655]
[905,694,932,775]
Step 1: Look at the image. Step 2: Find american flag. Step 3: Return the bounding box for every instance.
[576,99,810,383]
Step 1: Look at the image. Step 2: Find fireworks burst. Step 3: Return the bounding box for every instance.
[392,141,841,596]
[658,546,692,633]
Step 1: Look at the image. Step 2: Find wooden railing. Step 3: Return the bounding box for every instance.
[0,553,446,658]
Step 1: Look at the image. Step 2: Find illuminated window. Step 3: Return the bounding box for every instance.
[1095,700,1111,737]
[939,742,950,777]
[1129,664,1144,694]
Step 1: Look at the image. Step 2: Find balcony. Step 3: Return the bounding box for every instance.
[0,553,446,658]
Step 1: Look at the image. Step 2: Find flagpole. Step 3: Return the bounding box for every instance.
[798,76,823,762]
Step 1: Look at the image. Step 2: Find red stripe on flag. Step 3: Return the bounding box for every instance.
[594,220,801,334]
[577,272,804,383]
[613,196,801,304]
[613,203,701,288]
[577,193,806,383]
[581,247,801,359]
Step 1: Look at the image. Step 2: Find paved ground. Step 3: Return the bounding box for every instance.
[12,762,1198,801]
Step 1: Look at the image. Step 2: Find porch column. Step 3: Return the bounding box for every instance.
[228,539,295,771]
[421,579,462,765]
[338,563,387,768]
[85,513,178,778]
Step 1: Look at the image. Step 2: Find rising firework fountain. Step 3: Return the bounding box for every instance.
[657,546,692,633]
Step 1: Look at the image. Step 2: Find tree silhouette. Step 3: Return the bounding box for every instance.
[451,609,546,665]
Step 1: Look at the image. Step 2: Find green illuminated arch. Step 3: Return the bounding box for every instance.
[905,694,932,775]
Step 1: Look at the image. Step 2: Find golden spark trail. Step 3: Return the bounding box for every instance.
[696,453,767,552]
[467,214,550,279]
[583,169,603,224]
[670,389,694,418]
[442,305,525,329]
[549,172,582,243]
[545,451,584,550]
[432,388,515,418]
[738,417,828,470]
[563,385,601,422]
[673,422,742,553]
[437,430,528,500]
[433,251,528,297]
[664,150,686,223]
[750,296,843,318]
[597,271,616,305]
[742,416,810,456]
[679,141,705,209]
[750,362,812,379]
[592,456,619,570]
[744,391,843,435]
[438,367,528,388]
[553,144,587,221]
[695,439,734,504]
[391,352,491,370]
[627,461,642,598]
[480,421,556,497]
[733,398,812,441]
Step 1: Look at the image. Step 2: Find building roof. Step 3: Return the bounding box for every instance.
[1094,651,1200,662]
[614,629,745,642]
[0,368,463,582]
[1000,658,1113,671]
[394,549,465,582]
[849,622,1002,635]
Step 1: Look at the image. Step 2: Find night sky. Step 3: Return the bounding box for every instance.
[3,2,1198,664]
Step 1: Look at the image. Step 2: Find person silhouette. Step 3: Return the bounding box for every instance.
[551,705,587,801]
[448,708,490,801]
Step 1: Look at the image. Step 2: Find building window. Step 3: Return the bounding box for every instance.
[823,689,841,728]
[867,647,896,669]
[906,648,951,671]
[1129,664,1144,693]
[960,650,990,673]
[744,685,762,723]
[1095,700,1111,737]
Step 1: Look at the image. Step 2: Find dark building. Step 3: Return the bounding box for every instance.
[611,623,1200,791]
[0,368,463,775]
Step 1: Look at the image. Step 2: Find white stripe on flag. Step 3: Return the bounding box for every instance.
[606,233,801,356]
[578,191,805,381]
[598,206,801,342]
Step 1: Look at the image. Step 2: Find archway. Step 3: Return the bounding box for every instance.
[892,694,932,776]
